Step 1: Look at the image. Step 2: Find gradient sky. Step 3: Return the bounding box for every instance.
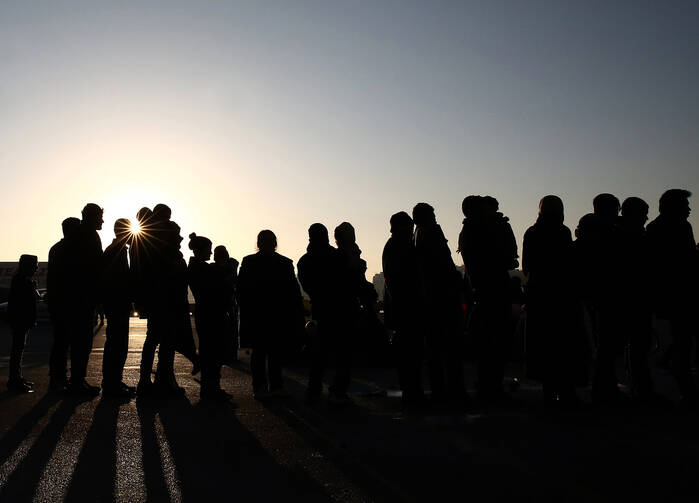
[2,1,698,277]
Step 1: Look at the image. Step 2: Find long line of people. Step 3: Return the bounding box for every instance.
[5,189,699,410]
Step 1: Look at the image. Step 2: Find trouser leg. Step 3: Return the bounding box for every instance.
[268,350,283,391]
[70,316,94,384]
[592,309,622,400]
[103,310,130,387]
[331,327,352,396]
[671,315,697,399]
[9,328,28,380]
[628,313,654,397]
[49,318,70,383]
[308,325,327,396]
[139,319,158,381]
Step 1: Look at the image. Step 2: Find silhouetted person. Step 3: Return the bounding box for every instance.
[647,189,699,407]
[148,205,193,396]
[7,254,39,392]
[47,216,81,391]
[100,218,136,398]
[298,223,358,405]
[188,233,230,401]
[522,196,586,405]
[238,230,305,398]
[617,197,660,403]
[213,245,240,364]
[414,203,466,407]
[586,193,625,404]
[458,196,517,402]
[382,211,426,410]
[132,207,160,395]
[65,203,104,395]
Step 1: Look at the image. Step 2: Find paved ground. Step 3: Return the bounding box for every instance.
[1,318,699,502]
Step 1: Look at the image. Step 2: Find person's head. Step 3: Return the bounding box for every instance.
[153,203,172,221]
[482,196,499,215]
[592,193,620,219]
[81,203,104,231]
[575,213,597,240]
[61,217,81,239]
[461,195,482,218]
[538,195,564,225]
[136,207,153,226]
[334,222,356,248]
[308,223,329,246]
[659,189,691,220]
[412,203,436,227]
[213,245,229,264]
[114,218,132,243]
[188,232,212,260]
[18,254,38,277]
[257,230,277,253]
[621,197,649,227]
[389,211,413,236]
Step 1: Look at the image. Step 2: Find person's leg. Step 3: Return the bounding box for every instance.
[9,328,28,382]
[307,322,327,399]
[139,318,158,384]
[268,350,283,391]
[250,346,268,395]
[70,315,95,385]
[102,308,130,390]
[49,317,70,387]
[331,323,352,397]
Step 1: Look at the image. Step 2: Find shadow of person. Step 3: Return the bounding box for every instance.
[136,398,171,502]
[0,393,62,465]
[0,394,94,501]
[64,397,126,501]
[153,394,332,501]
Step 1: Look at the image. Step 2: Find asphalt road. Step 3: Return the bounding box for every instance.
[1,318,699,502]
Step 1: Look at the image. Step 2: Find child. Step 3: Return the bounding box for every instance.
[7,254,39,392]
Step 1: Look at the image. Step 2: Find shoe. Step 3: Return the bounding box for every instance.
[19,377,34,387]
[118,382,137,394]
[7,379,32,393]
[102,385,135,399]
[137,379,154,396]
[191,362,201,376]
[153,380,185,398]
[67,380,101,396]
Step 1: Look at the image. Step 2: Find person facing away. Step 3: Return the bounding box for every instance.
[585,193,626,404]
[617,197,660,403]
[100,218,136,398]
[47,216,81,391]
[238,230,305,399]
[188,233,230,401]
[7,254,39,393]
[647,189,699,406]
[382,211,426,410]
[213,245,240,364]
[297,223,357,405]
[457,196,515,402]
[64,203,104,395]
[413,202,466,407]
[522,195,587,405]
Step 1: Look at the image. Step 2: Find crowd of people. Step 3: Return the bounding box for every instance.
[5,188,699,410]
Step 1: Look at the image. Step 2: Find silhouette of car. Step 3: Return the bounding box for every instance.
[0,288,51,323]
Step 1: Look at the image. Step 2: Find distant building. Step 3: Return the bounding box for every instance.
[372,273,385,301]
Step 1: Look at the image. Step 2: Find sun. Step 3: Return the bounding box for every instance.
[130,221,142,235]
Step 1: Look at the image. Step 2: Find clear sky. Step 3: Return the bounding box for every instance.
[2,1,697,277]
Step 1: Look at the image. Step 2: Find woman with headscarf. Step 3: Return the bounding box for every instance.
[238,230,305,399]
[522,195,587,405]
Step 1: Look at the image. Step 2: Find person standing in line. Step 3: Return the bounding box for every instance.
[6,254,39,392]
[47,216,82,391]
[187,233,230,401]
[298,223,357,405]
[459,196,517,403]
[382,211,426,410]
[239,230,305,399]
[414,203,467,408]
[65,203,104,395]
[522,196,586,406]
[100,218,136,398]
[647,189,699,408]
[213,245,240,365]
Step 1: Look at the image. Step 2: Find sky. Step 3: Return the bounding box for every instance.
[1,0,698,277]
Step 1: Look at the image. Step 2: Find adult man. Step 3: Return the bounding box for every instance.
[647,189,699,407]
[66,203,104,394]
[101,218,135,397]
[47,216,81,391]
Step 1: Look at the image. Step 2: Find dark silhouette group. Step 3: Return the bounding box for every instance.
[5,188,699,411]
